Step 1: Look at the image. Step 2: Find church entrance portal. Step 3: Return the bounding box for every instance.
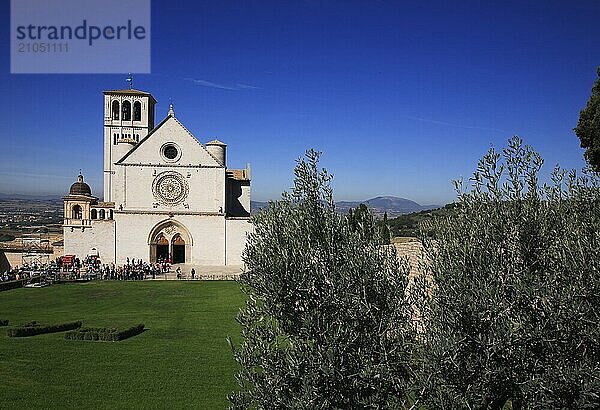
[172,235,185,264]
[148,220,192,264]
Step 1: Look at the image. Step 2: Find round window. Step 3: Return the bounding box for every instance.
[163,145,178,160]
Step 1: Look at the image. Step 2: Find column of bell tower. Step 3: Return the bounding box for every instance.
[103,89,156,202]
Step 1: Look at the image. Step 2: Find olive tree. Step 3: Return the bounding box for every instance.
[417,137,600,409]
[229,150,416,409]
[575,67,600,172]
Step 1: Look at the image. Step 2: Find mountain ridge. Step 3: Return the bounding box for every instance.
[252,196,440,217]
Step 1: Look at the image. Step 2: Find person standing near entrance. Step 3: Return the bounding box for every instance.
[191,268,195,280]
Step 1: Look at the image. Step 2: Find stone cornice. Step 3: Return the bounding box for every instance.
[117,163,224,169]
[114,210,225,216]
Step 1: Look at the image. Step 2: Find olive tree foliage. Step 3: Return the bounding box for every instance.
[416,136,600,409]
[348,205,391,245]
[380,212,391,245]
[575,67,600,172]
[229,150,416,409]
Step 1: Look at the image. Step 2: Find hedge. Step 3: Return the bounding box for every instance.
[65,324,145,342]
[0,319,8,326]
[7,321,82,337]
[0,280,24,292]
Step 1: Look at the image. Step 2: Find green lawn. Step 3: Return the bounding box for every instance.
[0,281,244,409]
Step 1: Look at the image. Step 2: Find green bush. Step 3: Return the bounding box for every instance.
[0,319,8,326]
[416,137,600,409]
[65,324,145,341]
[115,324,145,340]
[8,321,82,337]
[0,280,23,292]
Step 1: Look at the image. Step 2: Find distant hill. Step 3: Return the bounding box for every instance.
[336,196,440,217]
[0,193,62,201]
[251,196,440,217]
[250,201,270,213]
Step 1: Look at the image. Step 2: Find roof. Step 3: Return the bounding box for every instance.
[115,115,170,163]
[206,139,227,146]
[94,202,115,208]
[103,89,157,102]
[226,169,250,181]
[69,174,92,196]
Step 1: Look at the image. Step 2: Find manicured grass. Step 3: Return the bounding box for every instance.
[0,281,244,409]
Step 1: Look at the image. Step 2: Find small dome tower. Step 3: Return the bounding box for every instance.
[69,173,92,196]
[205,139,227,167]
[63,173,97,229]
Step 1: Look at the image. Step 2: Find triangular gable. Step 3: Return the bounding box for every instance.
[116,115,223,167]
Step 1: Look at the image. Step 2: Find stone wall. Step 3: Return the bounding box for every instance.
[393,240,425,278]
[225,218,253,265]
[63,219,116,263]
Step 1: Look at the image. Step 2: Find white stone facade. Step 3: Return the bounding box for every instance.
[63,88,252,266]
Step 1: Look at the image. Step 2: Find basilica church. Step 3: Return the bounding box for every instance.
[63,88,252,265]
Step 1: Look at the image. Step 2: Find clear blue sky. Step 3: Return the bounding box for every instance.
[1,0,599,204]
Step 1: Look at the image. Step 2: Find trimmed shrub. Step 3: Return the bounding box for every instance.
[0,280,24,292]
[0,319,8,326]
[65,324,145,342]
[115,324,145,341]
[7,321,82,337]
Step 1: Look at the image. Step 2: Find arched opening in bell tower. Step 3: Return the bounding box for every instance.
[122,101,131,121]
[133,101,141,121]
[112,100,120,120]
[72,205,82,219]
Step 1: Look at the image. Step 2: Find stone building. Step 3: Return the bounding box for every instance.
[62,88,252,265]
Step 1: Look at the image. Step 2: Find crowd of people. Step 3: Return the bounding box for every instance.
[83,256,169,280]
[1,268,39,282]
[2,260,57,283]
[2,255,200,283]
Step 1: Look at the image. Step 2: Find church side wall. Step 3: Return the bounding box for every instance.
[225,218,253,265]
[241,184,251,215]
[63,220,115,263]
[226,179,251,216]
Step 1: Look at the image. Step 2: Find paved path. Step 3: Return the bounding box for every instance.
[157,264,244,280]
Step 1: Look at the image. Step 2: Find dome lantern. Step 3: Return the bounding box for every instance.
[69,173,92,196]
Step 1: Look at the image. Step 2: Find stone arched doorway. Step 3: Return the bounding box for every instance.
[172,234,186,264]
[156,234,169,262]
[148,220,193,264]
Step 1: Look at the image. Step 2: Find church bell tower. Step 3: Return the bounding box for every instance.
[103,86,156,202]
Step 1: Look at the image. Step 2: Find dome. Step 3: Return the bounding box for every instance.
[70,174,92,196]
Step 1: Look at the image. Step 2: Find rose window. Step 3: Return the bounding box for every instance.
[152,171,188,205]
